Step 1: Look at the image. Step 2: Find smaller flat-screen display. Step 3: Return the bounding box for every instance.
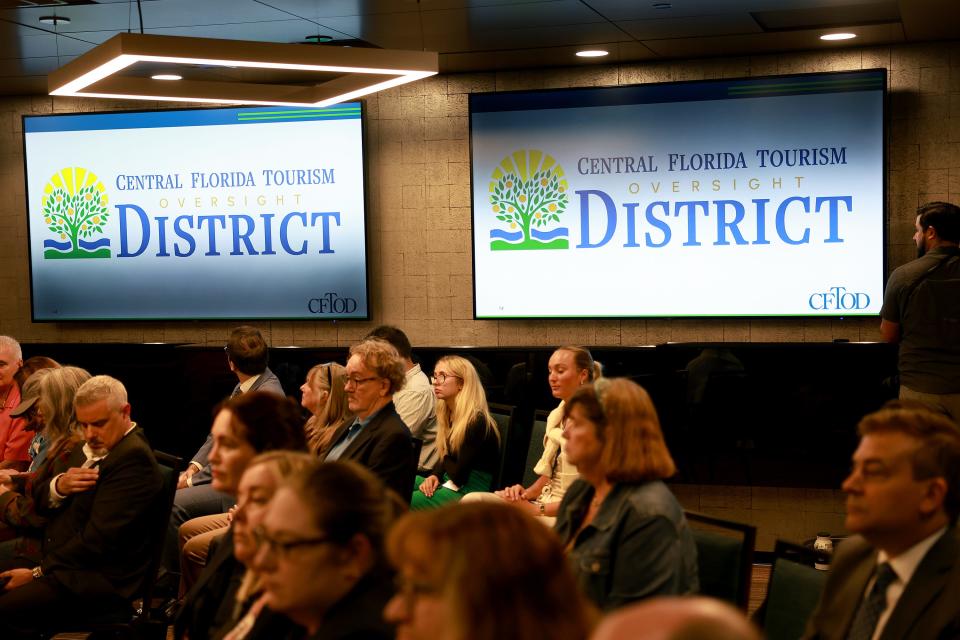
[470,70,886,318]
[23,104,368,321]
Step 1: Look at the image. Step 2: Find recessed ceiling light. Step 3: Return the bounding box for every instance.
[576,50,609,58]
[39,15,70,25]
[820,32,856,41]
[652,2,672,8]
[305,34,333,43]
[151,74,182,81]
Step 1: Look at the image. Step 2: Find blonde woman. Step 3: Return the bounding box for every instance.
[215,450,315,640]
[299,362,352,456]
[413,356,500,510]
[465,346,601,524]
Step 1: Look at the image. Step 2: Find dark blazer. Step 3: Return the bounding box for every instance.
[803,527,960,640]
[34,426,162,600]
[192,367,285,484]
[306,565,395,640]
[322,401,413,499]
[175,527,244,640]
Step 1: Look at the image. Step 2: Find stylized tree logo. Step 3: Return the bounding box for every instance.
[40,168,111,259]
[488,150,569,250]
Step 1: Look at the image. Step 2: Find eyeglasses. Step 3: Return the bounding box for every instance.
[431,372,462,384]
[344,375,380,389]
[253,526,331,558]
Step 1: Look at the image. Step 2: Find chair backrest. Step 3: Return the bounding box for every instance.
[522,409,550,487]
[406,436,424,493]
[488,402,515,489]
[684,510,756,611]
[138,450,185,620]
[762,539,829,640]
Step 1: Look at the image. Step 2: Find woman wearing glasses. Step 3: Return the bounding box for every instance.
[251,460,404,640]
[300,363,352,457]
[412,356,500,510]
[175,392,307,640]
[555,378,698,611]
[214,450,314,640]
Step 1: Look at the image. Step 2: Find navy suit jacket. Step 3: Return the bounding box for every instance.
[322,401,413,499]
[191,367,285,485]
[803,527,960,640]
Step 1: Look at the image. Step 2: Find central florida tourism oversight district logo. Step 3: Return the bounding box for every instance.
[488,150,569,250]
[41,167,111,259]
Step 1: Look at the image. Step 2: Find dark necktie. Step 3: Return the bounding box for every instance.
[847,562,897,640]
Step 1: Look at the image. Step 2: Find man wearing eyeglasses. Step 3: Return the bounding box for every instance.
[322,339,414,499]
[365,325,438,469]
[0,375,162,637]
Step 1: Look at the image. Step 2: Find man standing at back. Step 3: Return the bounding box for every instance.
[365,325,438,469]
[0,375,161,637]
[880,201,960,421]
[803,405,960,639]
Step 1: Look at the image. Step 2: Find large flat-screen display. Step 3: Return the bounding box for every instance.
[470,70,886,318]
[23,104,368,321]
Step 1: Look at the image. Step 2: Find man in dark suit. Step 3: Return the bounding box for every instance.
[322,338,414,499]
[0,375,162,637]
[803,404,960,640]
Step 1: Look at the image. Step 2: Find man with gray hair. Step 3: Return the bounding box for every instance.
[0,336,31,469]
[0,375,162,637]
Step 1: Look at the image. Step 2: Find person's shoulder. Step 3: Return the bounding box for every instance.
[621,481,684,519]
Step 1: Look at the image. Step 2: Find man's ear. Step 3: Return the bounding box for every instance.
[919,476,948,519]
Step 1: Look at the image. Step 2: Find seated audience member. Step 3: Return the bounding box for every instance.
[365,325,439,468]
[591,596,761,640]
[164,325,285,583]
[413,356,499,509]
[0,367,91,568]
[384,501,593,640]
[0,336,31,470]
[251,460,405,639]
[803,405,960,639]
[212,451,314,640]
[175,392,307,631]
[0,375,163,638]
[555,378,698,611]
[300,362,352,456]
[321,339,414,499]
[466,346,601,524]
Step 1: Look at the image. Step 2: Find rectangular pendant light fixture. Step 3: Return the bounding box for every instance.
[49,33,438,107]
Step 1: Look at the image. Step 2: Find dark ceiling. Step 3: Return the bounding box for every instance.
[1,0,957,97]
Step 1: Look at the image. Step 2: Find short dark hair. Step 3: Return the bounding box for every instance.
[917,201,960,244]
[858,406,960,523]
[364,325,413,360]
[226,325,269,375]
[222,391,307,453]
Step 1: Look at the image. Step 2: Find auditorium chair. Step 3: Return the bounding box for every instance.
[684,510,756,611]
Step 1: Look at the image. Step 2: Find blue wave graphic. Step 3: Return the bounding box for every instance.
[531,227,569,241]
[490,229,523,242]
[80,238,111,250]
[43,239,72,251]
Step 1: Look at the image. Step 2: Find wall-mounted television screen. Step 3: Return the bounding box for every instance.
[23,104,368,321]
[470,69,886,319]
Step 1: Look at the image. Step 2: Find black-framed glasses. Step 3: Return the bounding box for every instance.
[344,375,380,388]
[253,526,331,558]
[431,372,462,384]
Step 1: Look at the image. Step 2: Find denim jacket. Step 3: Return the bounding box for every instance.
[555,479,699,610]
